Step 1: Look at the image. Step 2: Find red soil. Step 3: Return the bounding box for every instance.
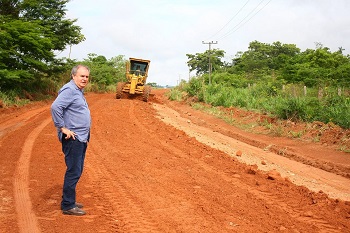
[0,89,350,232]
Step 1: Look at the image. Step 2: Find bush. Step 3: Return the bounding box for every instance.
[167,88,184,101]
[184,77,203,97]
[274,97,309,121]
[0,90,30,107]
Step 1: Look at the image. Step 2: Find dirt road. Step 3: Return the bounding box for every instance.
[0,89,350,232]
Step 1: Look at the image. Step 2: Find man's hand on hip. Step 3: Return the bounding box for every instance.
[61,127,76,140]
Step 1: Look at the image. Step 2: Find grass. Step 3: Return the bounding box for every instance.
[180,82,350,129]
[0,91,31,107]
[288,130,305,138]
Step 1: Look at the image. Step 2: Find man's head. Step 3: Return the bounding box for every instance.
[71,65,90,89]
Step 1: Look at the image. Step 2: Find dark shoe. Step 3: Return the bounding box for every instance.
[75,202,84,208]
[62,207,86,216]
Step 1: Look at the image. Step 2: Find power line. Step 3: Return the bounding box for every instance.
[218,0,267,39]
[206,0,251,40]
[218,0,273,40]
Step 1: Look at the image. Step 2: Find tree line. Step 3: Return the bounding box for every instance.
[182,42,350,129]
[186,41,350,88]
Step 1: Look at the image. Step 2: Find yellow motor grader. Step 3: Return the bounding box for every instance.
[116,57,152,102]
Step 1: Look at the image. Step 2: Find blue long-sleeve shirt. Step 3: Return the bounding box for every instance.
[51,80,91,142]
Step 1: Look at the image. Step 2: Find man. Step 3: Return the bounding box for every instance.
[51,64,91,216]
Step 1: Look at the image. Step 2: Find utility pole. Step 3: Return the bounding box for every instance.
[68,45,72,59]
[202,41,218,85]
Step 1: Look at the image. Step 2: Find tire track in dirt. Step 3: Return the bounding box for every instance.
[92,99,218,232]
[86,148,161,232]
[124,100,209,230]
[13,116,52,233]
[89,99,226,232]
[87,99,162,232]
[88,100,213,232]
[0,106,48,139]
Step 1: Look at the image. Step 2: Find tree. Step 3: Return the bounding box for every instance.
[186,49,225,76]
[82,53,127,89]
[0,0,85,90]
[278,44,350,86]
[20,0,85,51]
[230,40,300,75]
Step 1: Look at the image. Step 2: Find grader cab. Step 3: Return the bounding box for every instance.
[116,57,151,102]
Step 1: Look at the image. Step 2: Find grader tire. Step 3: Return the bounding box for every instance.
[116,82,126,99]
[142,85,152,102]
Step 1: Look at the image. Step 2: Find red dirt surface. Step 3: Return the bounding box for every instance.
[1,89,350,233]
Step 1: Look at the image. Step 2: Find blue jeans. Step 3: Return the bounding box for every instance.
[61,136,87,210]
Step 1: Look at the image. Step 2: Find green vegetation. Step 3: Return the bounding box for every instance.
[172,79,350,129]
[78,53,127,93]
[0,0,85,91]
[180,41,350,129]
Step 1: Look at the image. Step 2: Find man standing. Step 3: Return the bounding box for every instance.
[51,65,91,216]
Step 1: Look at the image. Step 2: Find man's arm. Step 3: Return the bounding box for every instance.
[51,87,76,140]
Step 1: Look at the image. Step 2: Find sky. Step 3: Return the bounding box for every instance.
[58,0,350,86]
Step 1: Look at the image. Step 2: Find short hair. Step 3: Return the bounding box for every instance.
[71,64,90,78]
